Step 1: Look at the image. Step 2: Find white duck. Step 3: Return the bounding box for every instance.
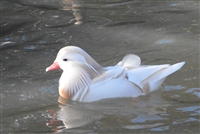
[46,46,185,102]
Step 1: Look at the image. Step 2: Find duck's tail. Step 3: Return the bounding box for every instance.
[125,61,185,95]
[141,62,185,94]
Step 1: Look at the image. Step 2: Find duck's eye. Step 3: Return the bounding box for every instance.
[63,58,68,61]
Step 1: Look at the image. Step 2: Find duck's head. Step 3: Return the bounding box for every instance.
[46,46,102,73]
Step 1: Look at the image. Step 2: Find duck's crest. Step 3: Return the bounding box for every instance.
[58,46,103,74]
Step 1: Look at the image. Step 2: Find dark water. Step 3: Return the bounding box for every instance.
[1,0,199,133]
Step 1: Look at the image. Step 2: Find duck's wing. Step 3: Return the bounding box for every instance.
[127,62,185,94]
[141,62,185,92]
[93,66,126,83]
[117,54,185,94]
[93,54,141,83]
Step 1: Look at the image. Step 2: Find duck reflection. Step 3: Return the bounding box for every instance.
[46,96,103,132]
[46,89,171,131]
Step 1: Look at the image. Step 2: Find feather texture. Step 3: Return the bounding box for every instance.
[59,62,99,96]
[46,46,185,102]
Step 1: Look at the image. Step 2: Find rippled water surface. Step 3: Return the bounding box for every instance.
[1,0,199,133]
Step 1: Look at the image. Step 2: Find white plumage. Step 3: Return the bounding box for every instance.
[46,46,185,102]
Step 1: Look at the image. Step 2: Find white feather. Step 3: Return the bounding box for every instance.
[59,62,99,96]
[46,46,185,102]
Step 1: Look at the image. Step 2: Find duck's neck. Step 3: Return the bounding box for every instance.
[80,50,103,74]
[59,62,101,99]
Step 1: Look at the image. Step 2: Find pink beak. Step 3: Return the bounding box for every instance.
[46,62,60,72]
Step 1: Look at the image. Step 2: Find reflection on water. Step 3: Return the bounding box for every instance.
[43,91,199,133]
[59,0,145,25]
[1,0,199,133]
[61,0,86,25]
[46,97,103,132]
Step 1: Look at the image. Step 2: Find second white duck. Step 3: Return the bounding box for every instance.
[46,46,185,102]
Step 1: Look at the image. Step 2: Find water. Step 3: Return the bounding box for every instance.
[1,0,199,133]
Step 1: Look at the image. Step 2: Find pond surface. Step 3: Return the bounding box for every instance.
[1,0,199,133]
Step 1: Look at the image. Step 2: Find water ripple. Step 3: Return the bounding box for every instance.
[131,114,164,123]
[176,106,200,112]
[173,118,199,124]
